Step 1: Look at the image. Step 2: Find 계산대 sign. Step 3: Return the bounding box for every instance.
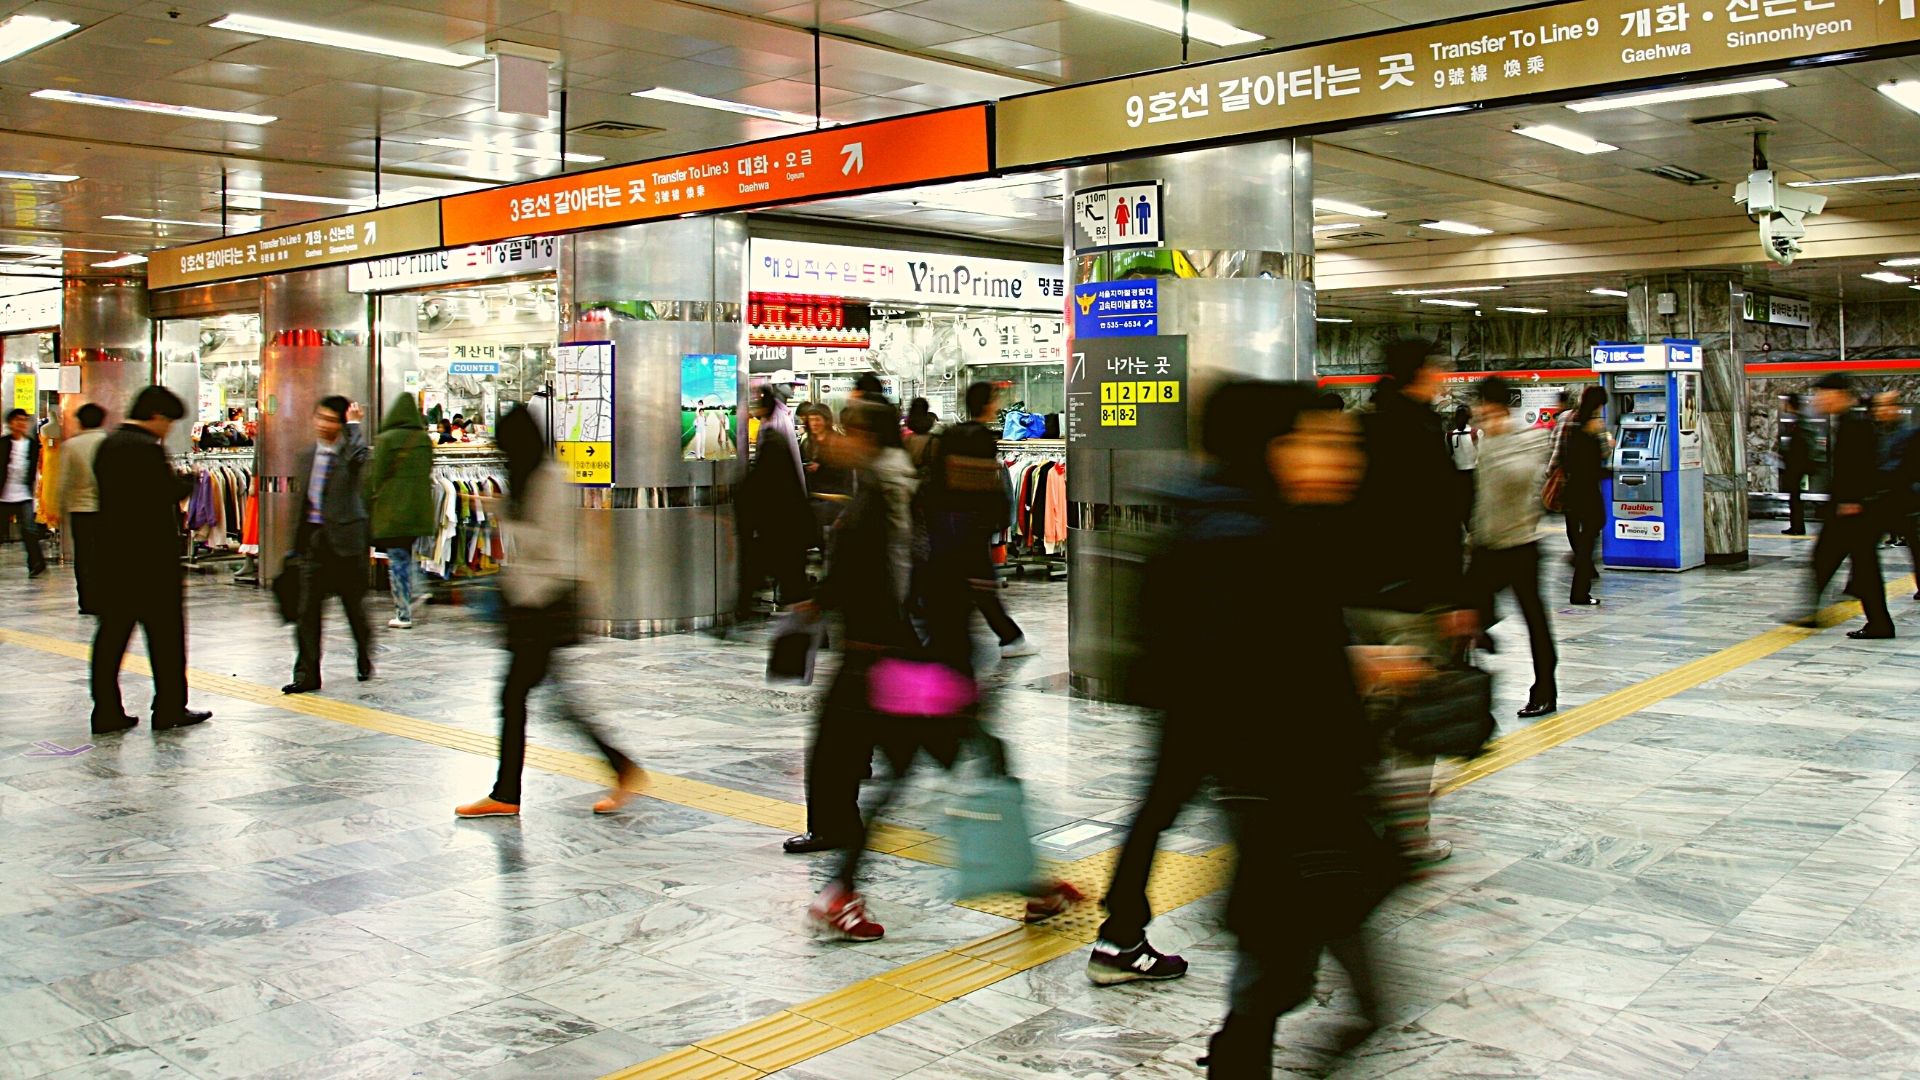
[997,0,1920,167]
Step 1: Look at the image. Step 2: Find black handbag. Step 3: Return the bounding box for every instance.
[765,608,821,686]
[271,556,302,624]
[1388,664,1497,759]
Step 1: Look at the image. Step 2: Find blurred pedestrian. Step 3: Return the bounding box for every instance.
[1448,402,1479,525]
[457,406,643,818]
[1465,377,1558,718]
[739,383,813,621]
[58,403,109,615]
[368,394,434,630]
[90,387,211,734]
[1872,391,1918,595]
[1779,392,1813,535]
[904,397,938,470]
[923,381,1034,660]
[2,407,45,576]
[1348,341,1475,867]
[284,396,374,694]
[1804,374,1896,638]
[800,402,854,537]
[1558,385,1610,607]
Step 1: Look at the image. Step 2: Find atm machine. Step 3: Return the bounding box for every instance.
[1589,339,1705,572]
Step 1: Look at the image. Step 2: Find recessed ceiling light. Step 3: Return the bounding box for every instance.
[1881,257,1920,267]
[91,254,148,268]
[0,169,79,183]
[1421,220,1493,236]
[32,89,276,125]
[224,189,370,208]
[1313,222,1364,233]
[420,137,602,163]
[1880,80,1920,116]
[1590,287,1630,297]
[1863,271,1911,284]
[1391,286,1505,296]
[0,15,80,63]
[1566,77,1789,113]
[1788,171,1920,188]
[1421,298,1479,308]
[1060,0,1262,47]
[103,213,261,229]
[1312,198,1386,219]
[1316,316,1353,324]
[1514,124,1618,154]
[631,87,831,128]
[1399,105,1474,119]
[209,13,483,67]
[1496,306,1549,314]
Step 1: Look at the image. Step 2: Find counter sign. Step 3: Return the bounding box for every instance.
[1068,336,1188,450]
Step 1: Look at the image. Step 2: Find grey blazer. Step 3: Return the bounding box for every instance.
[291,423,371,557]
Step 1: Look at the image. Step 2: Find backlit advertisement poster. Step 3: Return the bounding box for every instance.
[682,353,739,461]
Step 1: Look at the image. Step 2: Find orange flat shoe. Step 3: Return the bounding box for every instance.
[455,797,521,818]
[592,765,649,814]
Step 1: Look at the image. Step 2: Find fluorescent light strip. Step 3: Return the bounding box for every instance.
[1313,222,1364,233]
[1568,77,1788,113]
[103,213,261,230]
[209,13,483,67]
[1312,198,1386,219]
[1881,257,1920,267]
[1316,317,1353,324]
[1496,306,1549,314]
[1789,171,1920,188]
[1061,0,1261,47]
[0,169,78,183]
[1514,124,1617,154]
[1863,271,1911,284]
[1590,288,1630,298]
[1880,80,1920,116]
[1391,286,1504,296]
[420,137,602,163]
[1421,298,1479,308]
[225,189,370,207]
[32,89,275,125]
[0,14,80,63]
[91,254,147,268]
[0,244,115,256]
[1422,220,1493,236]
[632,87,830,128]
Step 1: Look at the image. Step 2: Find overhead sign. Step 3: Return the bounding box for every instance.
[1071,182,1163,253]
[348,236,558,292]
[1743,291,1813,328]
[442,106,990,247]
[0,290,59,334]
[553,340,615,486]
[1592,338,1701,371]
[1072,280,1159,338]
[997,0,1920,167]
[748,238,1065,312]
[150,202,441,290]
[1067,336,1188,450]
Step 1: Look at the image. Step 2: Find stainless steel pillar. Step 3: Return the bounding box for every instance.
[1067,139,1316,696]
[60,273,152,436]
[562,216,746,636]
[256,266,372,583]
[1628,272,1746,563]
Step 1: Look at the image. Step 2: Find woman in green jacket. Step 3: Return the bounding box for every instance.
[369,394,436,628]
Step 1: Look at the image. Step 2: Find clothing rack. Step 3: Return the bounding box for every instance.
[179,449,256,567]
[415,454,509,598]
[997,441,1066,582]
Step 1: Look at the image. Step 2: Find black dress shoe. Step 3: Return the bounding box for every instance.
[1783,528,1806,536]
[783,832,843,854]
[91,714,139,735]
[1518,701,1557,719]
[1847,628,1896,640]
[282,681,320,695]
[153,709,211,731]
[1570,597,1600,607]
[357,664,374,683]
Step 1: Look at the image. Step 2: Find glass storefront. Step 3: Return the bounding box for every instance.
[156,313,260,452]
[376,277,557,446]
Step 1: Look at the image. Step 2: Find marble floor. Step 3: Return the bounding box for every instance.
[0,530,1916,1079]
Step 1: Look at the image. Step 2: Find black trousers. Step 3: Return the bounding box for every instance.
[1880,500,1919,588]
[69,511,100,615]
[803,649,879,842]
[91,584,188,722]
[490,610,632,805]
[293,530,371,686]
[1812,512,1895,632]
[1783,467,1808,533]
[1099,728,1206,946]
[1564,501,1602,603]
[1469,542,1559,706]
[738,527,811,613]
[2,499,45,574]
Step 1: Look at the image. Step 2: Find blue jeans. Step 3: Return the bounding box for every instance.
[386,545,417,622]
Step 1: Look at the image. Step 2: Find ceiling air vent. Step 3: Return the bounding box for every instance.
[1641,165,1718,186]
[1691,112,1776,130]
[567,120,661,139]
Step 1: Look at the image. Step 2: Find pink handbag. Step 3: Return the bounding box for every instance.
[868,658,977,717]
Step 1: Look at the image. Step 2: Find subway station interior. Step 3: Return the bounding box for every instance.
[4,1,1920,1077]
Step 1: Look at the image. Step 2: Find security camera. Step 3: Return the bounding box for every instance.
[1734,169,1825,266]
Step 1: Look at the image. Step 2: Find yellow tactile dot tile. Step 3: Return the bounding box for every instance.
[602,1046,763,1080]
[697,1011,854,1074]
[877,951,1010,1001]
[791,981,940,1034]
[952,926,1083,968]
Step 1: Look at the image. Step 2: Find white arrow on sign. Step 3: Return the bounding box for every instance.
[1887,0,1917,20]
[363,221,377,245]
[840,142,864,176]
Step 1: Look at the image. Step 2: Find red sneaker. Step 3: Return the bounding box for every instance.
[809,885,884,942]
[1025,881,1084,923]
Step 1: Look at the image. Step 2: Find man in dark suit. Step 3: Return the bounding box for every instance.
[90,387,211,734]
[284,395,374,693]
[1805,374,1896,639]
[2,406,46,576]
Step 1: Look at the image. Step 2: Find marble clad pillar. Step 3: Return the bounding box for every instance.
[1627,271,1746,563]
[1065,138,1315,696]
[60,272,153,436]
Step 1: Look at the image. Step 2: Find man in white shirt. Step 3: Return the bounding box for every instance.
[1,407,46,577]
[57,403,108,612]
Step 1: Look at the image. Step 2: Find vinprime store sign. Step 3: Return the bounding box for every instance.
[997,0,1920,166]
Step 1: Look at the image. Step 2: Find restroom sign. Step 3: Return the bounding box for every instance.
[1072,182,1164,254]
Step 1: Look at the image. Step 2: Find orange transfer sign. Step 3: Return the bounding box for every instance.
[442,105,990,247]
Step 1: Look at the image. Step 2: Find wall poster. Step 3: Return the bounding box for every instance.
[681,353,739,461]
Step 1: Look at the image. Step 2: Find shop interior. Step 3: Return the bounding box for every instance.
[376,276,560,447]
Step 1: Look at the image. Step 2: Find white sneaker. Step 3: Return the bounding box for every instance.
[388,618,413,630]
[999,635,1038,658]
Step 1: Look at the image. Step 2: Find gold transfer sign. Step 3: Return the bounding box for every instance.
[998,0,1920,167]
[149,202,441,290]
